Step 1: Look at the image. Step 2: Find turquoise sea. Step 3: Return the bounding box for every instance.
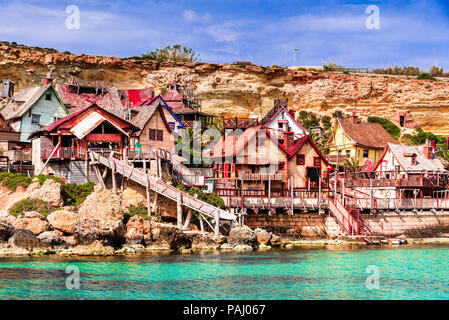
[0,246,449,300]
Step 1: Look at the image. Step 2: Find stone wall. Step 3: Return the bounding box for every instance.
[245,210,449,238]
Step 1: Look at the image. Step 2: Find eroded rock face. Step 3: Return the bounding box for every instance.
[72,218,126,246]
[12,211,50,235]
[47,209,81,234]
[25,179,63,208]
[37,230,65,246]
[125,215,151,244]
[254,228,272,245]
[0,222,15,241]
[8,229,45,249]
[147,223,192,250]
[228,226,259,248]
[78,187,123,221]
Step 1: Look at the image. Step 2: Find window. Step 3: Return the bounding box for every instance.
[411,155,417,165]
[313,157,321,167]
[168,122,175,131]
[363,150,369,158]
[346,150,350,157]
[149,129,156,140]
[156,130,163,141]
[53,117,61,122]
[45,93,52,101]
[296,154,305,165]
[278,162,286,170]
[31,114,41,125]
[124,112,131,121]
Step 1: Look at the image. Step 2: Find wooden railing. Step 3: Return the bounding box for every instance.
[223,117,259,129]
[239,172,285,181]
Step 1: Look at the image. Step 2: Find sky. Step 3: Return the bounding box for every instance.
[1,0,449,70]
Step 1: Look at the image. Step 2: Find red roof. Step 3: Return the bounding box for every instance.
[119,88,154,107]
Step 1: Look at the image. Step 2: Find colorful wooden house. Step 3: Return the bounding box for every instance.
[327,113,396,163]
[144,82,214,129]
[29,104,139,183]
[205,126,332,211]
[140,95,185,132]
[341,140,449,211]
[1,83,68,143]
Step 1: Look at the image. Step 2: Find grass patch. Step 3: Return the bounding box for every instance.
[367,116,401,139]
[8,199,50,218]
[61,182,95,206]
[123,203,160,224]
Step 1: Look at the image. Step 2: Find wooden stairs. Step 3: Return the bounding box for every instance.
[89,151,236,222]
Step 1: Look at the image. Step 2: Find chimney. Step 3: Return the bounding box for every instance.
[289,109,296,119]
[423,139,433,159]
[43,68,53,85]
[349,113,359,125]
[1,79,14,98]
[284,132,294,150]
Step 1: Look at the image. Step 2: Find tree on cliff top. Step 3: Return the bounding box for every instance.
[142,44,199,62]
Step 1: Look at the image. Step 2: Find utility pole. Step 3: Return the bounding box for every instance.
[294,48,298,67]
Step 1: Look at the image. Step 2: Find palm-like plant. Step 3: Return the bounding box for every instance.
[142,44,199,62]
[343,156,363,172]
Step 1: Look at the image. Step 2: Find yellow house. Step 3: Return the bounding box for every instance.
[328,114,397,163]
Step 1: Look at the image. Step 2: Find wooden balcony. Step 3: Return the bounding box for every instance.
[223,117,259,129]
[239,172,286,181]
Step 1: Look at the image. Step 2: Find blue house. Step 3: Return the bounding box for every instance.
[1,81,68,143]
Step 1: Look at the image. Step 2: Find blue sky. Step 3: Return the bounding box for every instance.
[1,0,449,70]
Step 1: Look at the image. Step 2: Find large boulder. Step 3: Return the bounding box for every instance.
[12,211,50,235]
[146,223,192,250]
[47,209,81,234]
[228,226,258,248]
[254,228,272,245]
[26,179,63,208]
[37,230,66,246]
[78,187,123,221]
[8,229,45,249]
[72,241,115,256]
[125,215,151,244]
[0,213,16,225]
[72,218,126,246]
[0,222,15,241]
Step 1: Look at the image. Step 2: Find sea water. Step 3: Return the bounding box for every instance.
[0,246,448,300]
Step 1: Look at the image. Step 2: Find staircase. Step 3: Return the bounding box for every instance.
[90,151,236,222]
[328,198,361,235]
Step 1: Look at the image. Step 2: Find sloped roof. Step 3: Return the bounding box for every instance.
[29,104,138,139]
[118,88,154,107]
[379,142,447,172]
[1,84,53,120]
[338,118,397,149]
[56,83,123,111]
[285,134,332,167]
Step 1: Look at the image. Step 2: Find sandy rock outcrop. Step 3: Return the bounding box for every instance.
[25,180,63,208]
[125,215,151,244]
[78,187,123,220]
[146,222,192,250]
[228,226,259,248]
[12,211,50,235]
[37,230,65,246]
[47,209,81,234]
[254,228,272,245]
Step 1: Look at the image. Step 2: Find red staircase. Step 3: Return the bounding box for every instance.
[328,198,360,235]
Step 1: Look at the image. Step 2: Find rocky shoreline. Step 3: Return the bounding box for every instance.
[1,179,449,257]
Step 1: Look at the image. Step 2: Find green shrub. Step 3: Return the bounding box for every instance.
[8,199,49,218]
[367,116,401,139]
[0,172,32,191]
[402,127,445,145]
[297,67,307,71]
[206,193,226,210]
[417,73,437,81]
[123,203,159,224]
[61,182,95,206]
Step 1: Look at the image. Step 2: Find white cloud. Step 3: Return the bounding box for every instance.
[182,10,198,22]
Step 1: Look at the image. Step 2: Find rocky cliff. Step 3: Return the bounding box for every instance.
[2,43,449,134]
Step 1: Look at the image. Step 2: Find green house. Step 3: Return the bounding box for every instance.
[1,83,68,143]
